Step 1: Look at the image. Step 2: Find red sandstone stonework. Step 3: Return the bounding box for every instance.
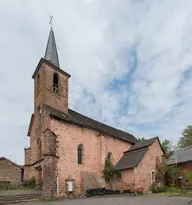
[24,59,164,198]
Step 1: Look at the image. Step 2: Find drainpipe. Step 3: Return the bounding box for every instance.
[56,176,59,196]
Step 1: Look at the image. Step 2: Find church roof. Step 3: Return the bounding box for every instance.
[44,28,60,68]
[44,104,138,144]
[114,147,148,171]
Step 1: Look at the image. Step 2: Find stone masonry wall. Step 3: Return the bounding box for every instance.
[51,118,132,196]
[179,161,192,188]
[24,148,31,165]
[0,159,22,186]
[42,156,57,199]
[134,139,163,193]
[39,62,69,114]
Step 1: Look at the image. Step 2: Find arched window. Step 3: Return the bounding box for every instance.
[53,73,59,92]
[107,152,112,161]
[156,156,160,168]
[77,144,84,164]
[151,170,156,183]
[37,74,40,90]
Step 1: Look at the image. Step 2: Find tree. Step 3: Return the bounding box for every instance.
[177,125,192,148]
[138,137,145,142]
[161,139,172,159]
[157,163,180,186]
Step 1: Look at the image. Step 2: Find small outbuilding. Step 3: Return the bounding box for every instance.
[167,146,192,188]
[0,157,24,187]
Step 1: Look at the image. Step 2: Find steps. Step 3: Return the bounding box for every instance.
[0,193,40,204]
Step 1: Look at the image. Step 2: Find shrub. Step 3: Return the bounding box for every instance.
[23,177,36,188]
[102,158,115,183]
[183,170,192,185]
[0,181,11,190]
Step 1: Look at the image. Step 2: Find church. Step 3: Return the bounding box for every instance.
[24,27,164,199]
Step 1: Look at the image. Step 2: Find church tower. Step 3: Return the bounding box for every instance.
[32,27,71,115]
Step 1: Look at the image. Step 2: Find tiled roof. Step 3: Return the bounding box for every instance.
[44,104,138,144]
[114,147,148,171]
[167,146,192,165]
[125,137,158,152]
[114,137,163,171]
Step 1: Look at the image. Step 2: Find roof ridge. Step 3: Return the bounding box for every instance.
[125,146,149,154]
[45,104,138,143]
[0,157,23,169]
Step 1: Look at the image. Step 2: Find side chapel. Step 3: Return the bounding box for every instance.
[24,27,164,199]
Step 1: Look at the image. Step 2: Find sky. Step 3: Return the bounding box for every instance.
[1,0,192,165]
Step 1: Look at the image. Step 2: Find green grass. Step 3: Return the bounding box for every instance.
[147,187,192,197]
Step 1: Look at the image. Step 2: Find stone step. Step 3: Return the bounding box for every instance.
[0,194,40,204]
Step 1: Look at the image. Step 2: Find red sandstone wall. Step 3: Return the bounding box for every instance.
[50,119,132,196]
[180,161,192,173]
[41,63,69,114]
[134,139,163,192]
[121,169,134,185]
[111,168,135,191]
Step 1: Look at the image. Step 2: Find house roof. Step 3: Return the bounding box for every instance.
[167,146,192,165]
[124,137,161,153]
[0,157,23,169]
[43,104,138,144]
[114,147,148,171]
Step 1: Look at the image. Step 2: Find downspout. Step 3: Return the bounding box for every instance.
[133,168,136,192]
[56,177,59,196]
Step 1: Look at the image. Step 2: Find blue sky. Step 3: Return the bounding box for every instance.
[1,0,192,164]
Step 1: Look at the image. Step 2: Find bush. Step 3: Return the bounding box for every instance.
[0,182,11,190]
[23,177,36,188]
[102,158,115,183]
[151,183,166,193]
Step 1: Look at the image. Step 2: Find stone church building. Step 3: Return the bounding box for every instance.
[24,28,164,199]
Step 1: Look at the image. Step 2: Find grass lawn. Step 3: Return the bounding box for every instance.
[146,187,192,197]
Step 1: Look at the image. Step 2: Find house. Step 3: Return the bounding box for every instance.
[167,146,192,188]
[23,27,164,199]
[0,157,24,187]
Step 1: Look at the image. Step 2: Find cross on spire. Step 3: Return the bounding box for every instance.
[49,15,53,29]
[44,16,60,67]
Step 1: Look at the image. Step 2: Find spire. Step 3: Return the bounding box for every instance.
[44,27,60,68]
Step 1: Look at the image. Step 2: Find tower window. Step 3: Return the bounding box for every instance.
[53,72,59,92]
[37,74,40,90]
[77,144,84,164]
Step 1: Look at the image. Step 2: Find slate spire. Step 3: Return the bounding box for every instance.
[44,28,60,68]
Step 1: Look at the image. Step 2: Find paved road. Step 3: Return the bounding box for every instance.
[13,195,192,205]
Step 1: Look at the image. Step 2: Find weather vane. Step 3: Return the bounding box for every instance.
[49,15,53,29]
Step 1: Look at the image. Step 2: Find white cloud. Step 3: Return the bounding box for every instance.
[1,0,192,164]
